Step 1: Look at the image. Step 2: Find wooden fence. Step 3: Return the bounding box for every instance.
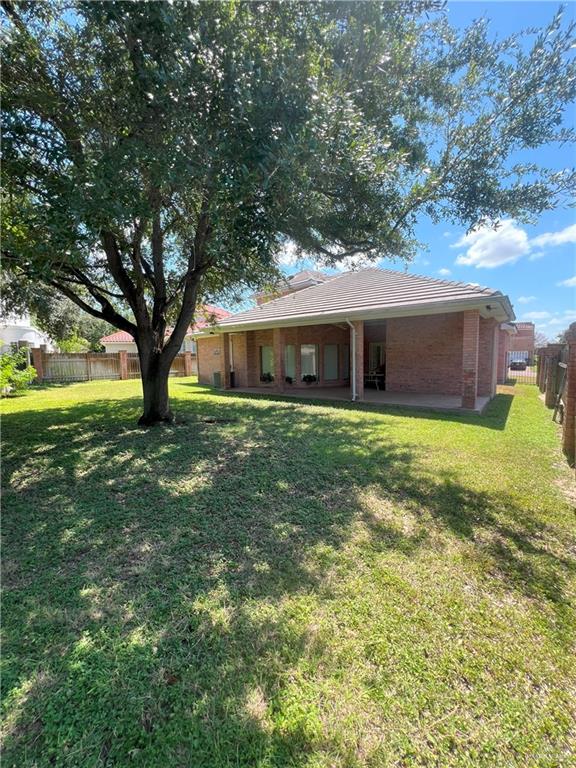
[536,327,576,467]
[31,349,197,383]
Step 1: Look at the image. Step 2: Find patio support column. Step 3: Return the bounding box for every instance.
[273,327,285,392]
[462,310,479,409]
[222,332,231,389]
[353,320,364,401]
[490,322,499,397]
[295,327,301,384]
[246,332,257,387]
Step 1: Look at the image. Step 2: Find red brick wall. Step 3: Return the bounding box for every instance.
[230,333,248,388]
[197,336,223,385]
[510,324,535,353]
[201,312,500,400]
[478,317,498,396]
[497,328,510,384]
[386,313,464,395]
[230,324,351,388]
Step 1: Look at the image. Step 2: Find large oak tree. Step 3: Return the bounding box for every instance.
[2,1,574,423]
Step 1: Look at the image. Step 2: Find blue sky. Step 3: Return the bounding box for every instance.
[278,1,576,341]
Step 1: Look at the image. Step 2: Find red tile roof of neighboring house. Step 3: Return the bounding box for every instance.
[100,304,231,344]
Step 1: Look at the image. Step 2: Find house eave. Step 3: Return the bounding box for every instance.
[197,295,514,336]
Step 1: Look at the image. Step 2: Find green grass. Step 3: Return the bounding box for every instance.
[2,379,575,767]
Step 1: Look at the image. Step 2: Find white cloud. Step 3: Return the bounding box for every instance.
[437,267,452,276]
[532,310,576,336]
[531,223,576,249]
[454,220,530,268]
[517,296,536,304]
[453,220,576,269]
[557,276,576,288]
[443,231,452,238]
[521,311,551,320]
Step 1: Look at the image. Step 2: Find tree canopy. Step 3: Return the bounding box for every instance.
[2,0,575,422]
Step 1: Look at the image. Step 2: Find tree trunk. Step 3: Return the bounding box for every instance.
[138,350,174,426]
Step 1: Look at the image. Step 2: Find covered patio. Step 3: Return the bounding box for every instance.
[229,386,491,413]
[196,268,514,414]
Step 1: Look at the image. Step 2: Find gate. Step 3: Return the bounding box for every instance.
[506,350,537,385]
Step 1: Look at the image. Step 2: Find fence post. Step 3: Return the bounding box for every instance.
[119,350,128,380]
[183,351,193,377]
[31,347,44,381]
[536,349,545,391]
[544,356,557,408]
[543,344,564,408]
[563,323,576,467]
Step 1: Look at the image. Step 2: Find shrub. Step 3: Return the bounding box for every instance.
[0,348,37,396]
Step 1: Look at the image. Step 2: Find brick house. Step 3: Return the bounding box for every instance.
[100,305,231,369]
[196,268,515,412]
[508,322,536,364]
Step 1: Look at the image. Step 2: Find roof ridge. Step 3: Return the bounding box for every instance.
[378,266,496,296]
[250,269,353,309]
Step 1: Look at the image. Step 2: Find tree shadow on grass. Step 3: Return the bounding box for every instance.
[188,382,515,431]
[1,391,573,766]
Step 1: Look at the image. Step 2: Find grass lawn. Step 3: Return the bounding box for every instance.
[2,379,575,767]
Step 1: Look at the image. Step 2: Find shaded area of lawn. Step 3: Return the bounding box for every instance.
[2,380,575,767]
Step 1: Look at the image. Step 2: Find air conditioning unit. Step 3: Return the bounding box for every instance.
[212,371,222,388]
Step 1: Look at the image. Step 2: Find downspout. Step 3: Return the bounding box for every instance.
[346,320,357,401]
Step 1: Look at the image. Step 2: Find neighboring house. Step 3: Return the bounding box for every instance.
[496,322,517,384]
[100,305,231,357]
[508,321,536,364]
[253,270,335,305]
[196,268,515,412]
[0,313,55,353]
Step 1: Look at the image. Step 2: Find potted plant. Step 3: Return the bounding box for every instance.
[285,376,293,384]
[260,372,274,383]
[302,374,317,384]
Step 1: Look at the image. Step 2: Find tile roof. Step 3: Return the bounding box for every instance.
[219,268,513,329]
[100,304,231,343]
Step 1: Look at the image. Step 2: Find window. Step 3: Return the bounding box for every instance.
[342,344,350,379]
[285,344,295,380]
[324,344,338,380]
[260,345,274,377]
[300,344,318,379]
[369,342,385,372]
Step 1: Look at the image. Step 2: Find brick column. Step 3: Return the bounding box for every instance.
[246,332,257,387]
[490,323,499,396]
[31,347,44,381]
[222,333,231,389]
[563,324,576,467]
[497,328,510,385]
[295,327,301,384]
[273,327,285,392]
[462,310,479,410]
[119,350,128,380]
[183,351,193,377]
[353,320,364,401]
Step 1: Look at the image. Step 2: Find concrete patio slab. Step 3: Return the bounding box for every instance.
[228,386,491,414]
